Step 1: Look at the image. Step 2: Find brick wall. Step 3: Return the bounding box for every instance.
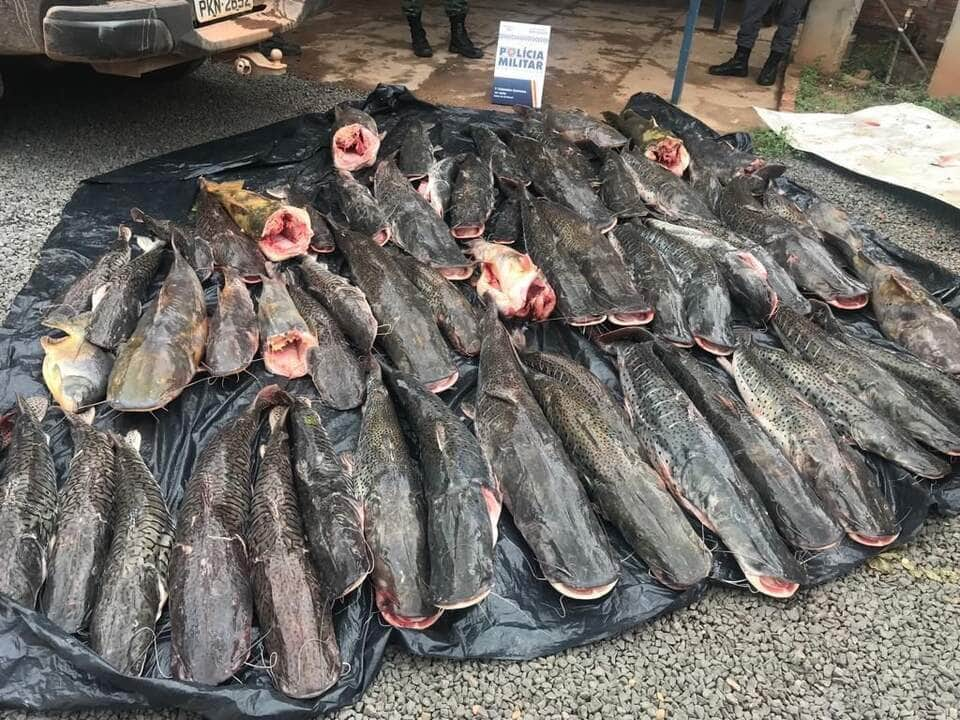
[855,0,957,56]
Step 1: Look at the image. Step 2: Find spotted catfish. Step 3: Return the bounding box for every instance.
[129,207,214,281]
[204,268,259,378]
[523,351,712,589]
[168,385,289,685]
[471,126,529,187]
[621,149,717,224]
[298,255,378,354]
[475,304,619,599]
[0,397,56,608]
[450,153,497,240]
[257,267,319,380]
[334,170,392,246]
[89,431,173,674]
[470,241,557,322]
[604,332,802,597]
[331,103,381,172]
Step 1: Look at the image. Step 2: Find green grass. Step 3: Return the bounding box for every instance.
[750,127,799,159]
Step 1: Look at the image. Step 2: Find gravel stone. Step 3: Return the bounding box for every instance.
[1,59,959,720]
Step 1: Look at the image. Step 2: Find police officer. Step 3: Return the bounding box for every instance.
[404,0,483,59]
[709,0,807,86]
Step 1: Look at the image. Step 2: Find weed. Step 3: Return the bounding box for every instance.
[750,128,798,159]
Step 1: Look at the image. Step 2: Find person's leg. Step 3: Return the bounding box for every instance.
[757,0,806,84]
[404,0,433,57]
[446,0,483,58]
[710,0,774,76]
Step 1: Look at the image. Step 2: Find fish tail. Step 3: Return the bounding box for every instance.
[252,384,294,415]
[18,395,49,423]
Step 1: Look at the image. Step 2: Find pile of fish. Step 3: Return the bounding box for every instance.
[2,97,959,699]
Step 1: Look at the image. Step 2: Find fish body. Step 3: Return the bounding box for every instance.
[332,103,380,172]
[681,132,779,185]
[615,221,693,346]
[621,150,716,224]
[89,431,173,674]
[85,235,166,351]
[522,351,712,589]
[44,227,131,323]
[389,248,482,356]
[773,307,960,455]
[470,240,556,322]
[450,154,496,240]
[486,195,521,244]
[257,270,319,380]
[298,255,378,354]
[0,397,56,607]
[289,398,370,599]
[724,341,900,547]
[599,150,649,219]
[41,312,113,412]
[248,408,341,698]
[602,110,690,175]
[42,411,116,633]
[536,199,651,326]
[510,134,615,232]
[288,285,365,410]
[471,126,529,187]
[396,118,435,180]
[334,170,392,246]
[715,227,811,314]
[168,386,285,684]
[652,344,842,551]
[130,207,214,281]
[204,268,258,377]
[201,178,311,262]
[418,155,461,218]
[475,305,618,599]
[542,106,628,150]
[384,367,499,608]
[374,159,473,280]
[648,219,778,322]
[336,229,458,393]
[518,189,603,325]
[609,339,800,597]
[718,177,868,309]
[357,365,440,629]
[627,224,734,354]
[196,183,267,282]
[107,243,207,411]
[743,340,947,479]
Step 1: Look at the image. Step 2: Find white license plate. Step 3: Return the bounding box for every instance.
[193,0,253,24]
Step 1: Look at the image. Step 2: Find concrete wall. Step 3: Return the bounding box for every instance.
[794,0,866,73]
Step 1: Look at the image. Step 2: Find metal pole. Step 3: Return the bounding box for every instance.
[877,0,928,74]
[671,0,704,105]
[884,7,911,84]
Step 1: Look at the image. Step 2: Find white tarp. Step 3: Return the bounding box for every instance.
[755,103,960,210]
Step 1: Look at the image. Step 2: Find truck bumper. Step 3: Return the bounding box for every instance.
[42,0,320,64]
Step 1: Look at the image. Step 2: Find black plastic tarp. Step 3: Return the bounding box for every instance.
[0,86,957,718]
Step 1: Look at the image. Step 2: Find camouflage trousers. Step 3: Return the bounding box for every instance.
[402,0,468,19]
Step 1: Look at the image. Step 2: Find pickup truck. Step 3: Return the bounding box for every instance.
[0,0,327,91]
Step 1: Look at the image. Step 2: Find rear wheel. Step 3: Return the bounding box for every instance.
[142,58,206,81]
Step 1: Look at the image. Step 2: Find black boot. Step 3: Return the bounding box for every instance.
[408,14,433,58]
[449,14,483,58]
[708,45,750,77]
[757,51,785,86]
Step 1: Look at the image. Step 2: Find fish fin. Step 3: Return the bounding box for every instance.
[716,356,735,376]
[18,395,49,423]
[123,429,142,452]
[78,407,96,425]
[90,283,111,310]
[267,405,288,432]
[753,163,787,182]
[460,398,476,421]
[200,177,244,194]
[339,451,355,476]
[129,207,148,224]
[508,328,527,352]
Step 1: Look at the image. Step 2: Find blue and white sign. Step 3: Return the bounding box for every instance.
[491,21,551,109]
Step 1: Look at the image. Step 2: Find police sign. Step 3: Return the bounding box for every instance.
[491,21,551,109]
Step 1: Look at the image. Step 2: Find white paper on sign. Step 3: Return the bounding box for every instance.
[755,103,960,210]
[491,21,551,109]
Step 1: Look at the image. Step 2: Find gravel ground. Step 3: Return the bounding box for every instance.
[1,58,960,720]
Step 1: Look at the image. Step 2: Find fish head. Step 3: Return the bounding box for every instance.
[644,137,690,177]
[259,206,311,262]
[264,329,317,379]
[775,234,869,310]
[471,242,556,321]
[333,119,380,172]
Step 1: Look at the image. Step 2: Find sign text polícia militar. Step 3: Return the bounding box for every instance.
[491,21,551,109]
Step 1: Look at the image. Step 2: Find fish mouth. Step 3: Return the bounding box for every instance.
[425,369,460,394]
[548,578,618,600]
[333,126,379,172]
[438,265,475,281]
[650,567,705,591]
[260,207,312,261]
[597,217,618,234]
[744,574,800,599]
[567,314,607,327]
[264,331,316,378]
[665,335,696,348]
[373,227,392,246]
[376,599,444,630]
[847,531,900,547]
[311,241,335,254]
[451,224,485,240]
[694,336,735,356]
[490,236,516,245]
[607,308,655,326]
[434,587,492,611]
[825,293,869,310]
